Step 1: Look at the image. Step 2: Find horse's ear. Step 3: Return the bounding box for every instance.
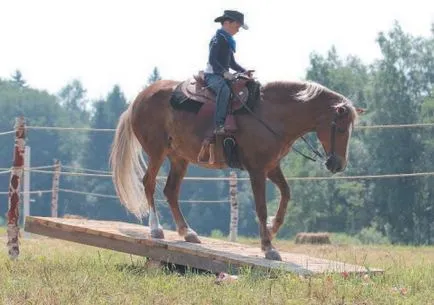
[355,107,366,114]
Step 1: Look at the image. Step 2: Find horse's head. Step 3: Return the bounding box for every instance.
[315,101,361,173]
[262,80,365,173]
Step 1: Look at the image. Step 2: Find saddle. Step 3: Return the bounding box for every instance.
[180,71,250,112]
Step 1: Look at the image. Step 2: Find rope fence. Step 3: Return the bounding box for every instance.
[58,188,228,203]
[0,122,431,137]
[29,169,112,177]
[2,117,434,259]
[0,186,229,203]
[0,190,52,195]
[0,130,16,136]
[25,126,115,132]
[18,122,434,133]
[25,167,434,181]
[356,123,434,129]
[62,165,111,174]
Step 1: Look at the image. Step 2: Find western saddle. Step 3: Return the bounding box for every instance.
[180,71,251,112]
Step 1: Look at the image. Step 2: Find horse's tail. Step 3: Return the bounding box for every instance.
[110,105,148,218]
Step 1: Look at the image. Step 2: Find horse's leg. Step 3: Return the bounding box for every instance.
[163,156,200,243]
[249,170,282,261]
[144,155,165,239]
[266,165,290,239]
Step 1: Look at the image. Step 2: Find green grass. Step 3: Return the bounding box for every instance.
[0,231,433,305]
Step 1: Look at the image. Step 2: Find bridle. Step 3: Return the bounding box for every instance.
[299,109,348,162]
[231,75,350,163]
[328,109,348,161]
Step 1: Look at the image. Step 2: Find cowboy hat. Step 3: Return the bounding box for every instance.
[214,10,248,30]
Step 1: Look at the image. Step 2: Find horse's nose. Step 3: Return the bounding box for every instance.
[326,155,345,173]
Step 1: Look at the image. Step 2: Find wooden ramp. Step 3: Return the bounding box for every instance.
[24,216,382,276]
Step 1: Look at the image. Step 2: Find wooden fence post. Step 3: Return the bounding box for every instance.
[229,171,238,242]
[23,145,31,238]
[6,116,26,259]
[51,159,61,217]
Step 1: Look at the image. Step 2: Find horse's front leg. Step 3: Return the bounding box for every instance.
[266,165,290,239]
[249,170,282,261]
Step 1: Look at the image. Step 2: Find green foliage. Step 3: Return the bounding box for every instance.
[0,78,87,218]
[210,229,224,238]
[367,22,433,244]
[10,70,27,88]
[146,66,162,86]
[78,85,130,220]
[276,21,434,245]
[306,46,370,108]
[357,226,390,245]
[329,233,362,245]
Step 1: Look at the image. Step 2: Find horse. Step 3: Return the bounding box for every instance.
[109,74,361,261]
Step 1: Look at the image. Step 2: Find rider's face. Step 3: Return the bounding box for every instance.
[223,20,241,35]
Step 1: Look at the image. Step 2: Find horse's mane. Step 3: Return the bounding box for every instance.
[262,80,326,102]
[262,80,359,123]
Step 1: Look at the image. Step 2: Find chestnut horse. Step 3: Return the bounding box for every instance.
[110,76,359,260]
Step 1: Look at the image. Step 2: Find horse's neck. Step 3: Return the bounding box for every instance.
[261,98,318,143]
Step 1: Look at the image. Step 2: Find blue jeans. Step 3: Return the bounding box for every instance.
[204,73,231,128]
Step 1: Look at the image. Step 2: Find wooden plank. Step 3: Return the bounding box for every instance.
[24,216,383,276]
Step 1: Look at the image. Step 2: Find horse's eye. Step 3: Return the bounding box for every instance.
[336,106,346,115]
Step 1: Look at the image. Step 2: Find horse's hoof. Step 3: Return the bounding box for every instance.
[265,249,282,261]
[151,228,165,239]
[184,229,201,243]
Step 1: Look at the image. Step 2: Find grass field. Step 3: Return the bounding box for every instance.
[1,229,433,305]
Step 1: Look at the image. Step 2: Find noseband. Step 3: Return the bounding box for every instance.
[329,107,350,159]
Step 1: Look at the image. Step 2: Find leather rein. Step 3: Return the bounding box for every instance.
[230,74,345,163]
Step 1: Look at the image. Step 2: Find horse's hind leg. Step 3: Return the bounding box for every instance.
[266,165,290,239]
[143,155,166,239]
[163,155,200,243]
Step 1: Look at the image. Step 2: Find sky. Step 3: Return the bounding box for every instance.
[0,0,433,102]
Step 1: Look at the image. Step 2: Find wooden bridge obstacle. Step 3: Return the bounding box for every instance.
[24,216,383,276]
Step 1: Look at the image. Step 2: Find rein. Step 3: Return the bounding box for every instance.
[230,76,327,162]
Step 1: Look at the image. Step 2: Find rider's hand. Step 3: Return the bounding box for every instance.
[223,71,235,80]
[246,70,255,78]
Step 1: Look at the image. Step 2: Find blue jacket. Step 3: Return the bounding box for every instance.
[206,30,246,75]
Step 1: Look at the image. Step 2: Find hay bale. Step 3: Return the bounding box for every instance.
[295,232,331,244]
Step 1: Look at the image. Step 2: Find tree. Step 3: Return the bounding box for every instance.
[146,67,162,87]
[0,79,89,219]
[79,85,132,221]
[106,84,128,125]
[367,22,433,244]
[306,46,370,108]
[10,69,26,88]
[59,80,88,112]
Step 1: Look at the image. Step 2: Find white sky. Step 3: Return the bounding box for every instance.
[1,0,433,101]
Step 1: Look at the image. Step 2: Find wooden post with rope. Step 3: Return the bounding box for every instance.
[6,116,26,259]
[51,159,61,218]
[229,171,238,242]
